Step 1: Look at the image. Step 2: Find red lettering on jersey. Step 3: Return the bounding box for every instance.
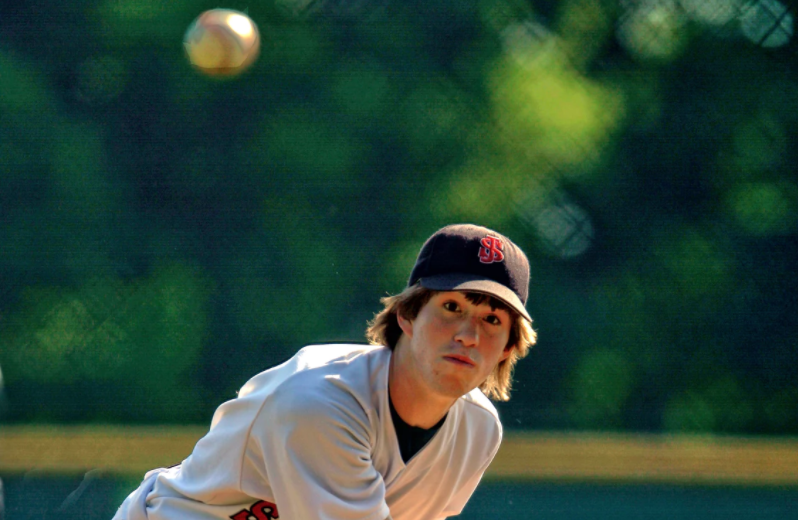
[230,500,279,520]
[231,510,251,520]
[252,500,280,520]
[479,236,504,264]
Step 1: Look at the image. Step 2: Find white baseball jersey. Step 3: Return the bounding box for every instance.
[113,343,503,520]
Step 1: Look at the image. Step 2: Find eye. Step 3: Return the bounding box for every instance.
[442,301,460,312]
[484,314,502,326]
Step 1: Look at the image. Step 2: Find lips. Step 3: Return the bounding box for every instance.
[443,354,476,367]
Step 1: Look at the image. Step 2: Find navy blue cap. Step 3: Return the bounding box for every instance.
[408,224,531,321]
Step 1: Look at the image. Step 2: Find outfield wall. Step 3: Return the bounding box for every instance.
[2,426,797,486]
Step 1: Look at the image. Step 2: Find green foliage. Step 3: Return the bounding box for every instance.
[488,39,624,167]
[253,107,363,179]
[0,0,796,434]
[567,348,636,429]
[663,375,754,433]
[0,265,212,421]
[725,181,798,236]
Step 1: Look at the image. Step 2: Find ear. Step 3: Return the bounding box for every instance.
[396,313,414,338]
[499,344,515,362]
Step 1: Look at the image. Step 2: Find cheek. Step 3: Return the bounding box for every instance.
[422,313,453,338]
[484,334,511,362]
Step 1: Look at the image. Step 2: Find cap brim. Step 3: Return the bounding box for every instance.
[418,273,532,322]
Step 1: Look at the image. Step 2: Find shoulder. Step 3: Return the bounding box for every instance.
[294,342,386,366]
[265,344,390,423]
[281,343,388,394]
[238,343,388,397]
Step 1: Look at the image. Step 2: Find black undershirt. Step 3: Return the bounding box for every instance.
[389,395,446,463]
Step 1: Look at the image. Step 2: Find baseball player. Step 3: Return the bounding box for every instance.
[113,223,536,520]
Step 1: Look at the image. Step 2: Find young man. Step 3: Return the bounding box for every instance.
[113,223,536,520]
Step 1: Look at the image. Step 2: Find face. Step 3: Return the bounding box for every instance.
[396,291,514,400]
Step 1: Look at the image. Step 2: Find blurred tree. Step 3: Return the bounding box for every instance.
[0,264,212,422]
[0,0,796,434]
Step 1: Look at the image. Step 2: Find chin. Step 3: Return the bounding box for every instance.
[434,378,478,399]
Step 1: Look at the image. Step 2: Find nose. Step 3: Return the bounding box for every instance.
[454,316,479,348]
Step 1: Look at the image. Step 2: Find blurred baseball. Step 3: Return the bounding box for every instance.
[184,9,260,77]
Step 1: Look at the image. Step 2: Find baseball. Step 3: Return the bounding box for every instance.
[183,9,260,77]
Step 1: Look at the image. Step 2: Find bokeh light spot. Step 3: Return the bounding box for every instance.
[740,0,794,48]
[534,203,593,258]
[680,0,742,26]
[726,181,798,235]
[617,0,688,61]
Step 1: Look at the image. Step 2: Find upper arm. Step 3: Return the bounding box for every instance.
[253,378,390,520]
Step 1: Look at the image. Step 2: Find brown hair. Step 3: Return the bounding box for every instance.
[366,285,536,401]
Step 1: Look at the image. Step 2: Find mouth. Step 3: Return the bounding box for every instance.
[443,354,476,368]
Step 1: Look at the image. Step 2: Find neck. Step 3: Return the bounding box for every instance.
[388,336,456,429]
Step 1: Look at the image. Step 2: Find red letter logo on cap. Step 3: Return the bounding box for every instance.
[479,236,504,264]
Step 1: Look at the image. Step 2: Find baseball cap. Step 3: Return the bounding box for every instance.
[408,224,531,321]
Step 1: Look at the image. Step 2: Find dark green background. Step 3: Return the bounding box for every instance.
[1,0,797,436]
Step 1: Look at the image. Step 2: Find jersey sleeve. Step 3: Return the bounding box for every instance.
[251,375,390,520]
